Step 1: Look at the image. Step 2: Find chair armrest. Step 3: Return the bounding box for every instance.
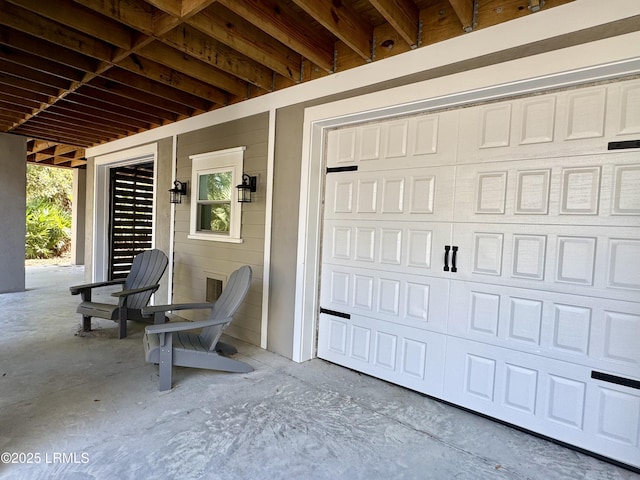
[111,284,160,298]
[145,316,232,334]
[70,279,125,295]
[141,302,214,316]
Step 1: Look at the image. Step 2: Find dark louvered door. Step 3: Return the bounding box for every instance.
[108,162,154,280]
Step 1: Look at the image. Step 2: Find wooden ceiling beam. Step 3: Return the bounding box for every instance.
[0,29,100,74]
[0,1,114,62]
[369,0,419,47]
[0,45,85,83]
[181,0,217,18]
[62,91,163,127]
[150,12,183,37]
[190,5,301,82]
[25,114,125,139]
[218,0,334,73]
[150,1,302,84]
[138,41,248,97]
[47,109,139,136]
[0,60,73,91]
[75,85,177,122]
[291,0,372,61]
[33,147,86,161]
[0,112,19,123]
[53,155,86,166]
[55,145,86,158]
[144,0,181,17]
[0,92,42,109]
[52,100,152,131]
[0,72,60,98]
[102,67,211,112]
[161,24,272,91]
[117,55,228,105]
[72,0,155,36]
[146,0,216,18]
[0,100,33,116]
[42,109,135,137]
[27,139,58,153]
[15,124,100,146]
[5,0,133,50]
[447,0,475,31]
[0,84,51,104]
[89,76,194,117]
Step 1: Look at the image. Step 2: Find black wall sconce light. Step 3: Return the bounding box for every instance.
[236,174,257,203]
[169,180,188,204]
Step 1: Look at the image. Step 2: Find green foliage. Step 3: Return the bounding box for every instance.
[25,165,73,259]
[198,171,232,233]
[209,204,230,233]
[26,164,73,208]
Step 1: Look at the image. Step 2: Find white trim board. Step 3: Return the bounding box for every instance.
[86,0,640,159]
[292,34,640,362]
[261,109,277,349]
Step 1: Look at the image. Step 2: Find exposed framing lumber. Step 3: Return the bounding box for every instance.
[292,0,372,61]
[6,0,133,50]
[101,67,211,112]
[138,41,248,97]
[117,55,228,105]
[160,24,273,91]
[189,5,301,82]
[447,0,475,31]
[218,0,335,73]
[0,0,578,156]
[369,0,419,46]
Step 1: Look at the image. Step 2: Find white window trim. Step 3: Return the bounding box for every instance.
[188,146,246,243]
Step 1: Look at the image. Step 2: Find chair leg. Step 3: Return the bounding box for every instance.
[118,307,127,339]
[158,333,173,391]
[82,315,92,332]
[119,321,127,339]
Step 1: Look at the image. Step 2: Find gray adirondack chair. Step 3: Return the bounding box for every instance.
[70,249,168,339]
[142,265,253,391]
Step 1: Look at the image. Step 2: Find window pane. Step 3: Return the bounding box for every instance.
[199,171,232,201]
[198,203,231,233]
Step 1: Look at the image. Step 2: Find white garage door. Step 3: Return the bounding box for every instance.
[318,79,640,468]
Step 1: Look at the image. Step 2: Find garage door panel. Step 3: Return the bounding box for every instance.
[451,223,640,303]
[453,152,640,225]
[325,110,459,170]
[448,280,640,380]
[325,167,455,222]
[614,81,640,136]
[457,81,640,164]
[323,219,452,279]
[321,265,449,333]
[318,312,446,398]
[444,336,640,467]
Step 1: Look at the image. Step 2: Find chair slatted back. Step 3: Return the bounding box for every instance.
[199,266,252,351]
[123,249,168,310]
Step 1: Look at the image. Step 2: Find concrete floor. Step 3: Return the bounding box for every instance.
[0,265,638,480]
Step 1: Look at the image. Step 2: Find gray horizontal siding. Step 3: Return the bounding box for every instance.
[172,112,268,346]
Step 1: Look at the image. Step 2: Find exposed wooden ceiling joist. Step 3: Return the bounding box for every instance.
[0,0,575,168]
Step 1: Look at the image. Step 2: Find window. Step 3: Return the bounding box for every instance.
[189,147,245,243]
